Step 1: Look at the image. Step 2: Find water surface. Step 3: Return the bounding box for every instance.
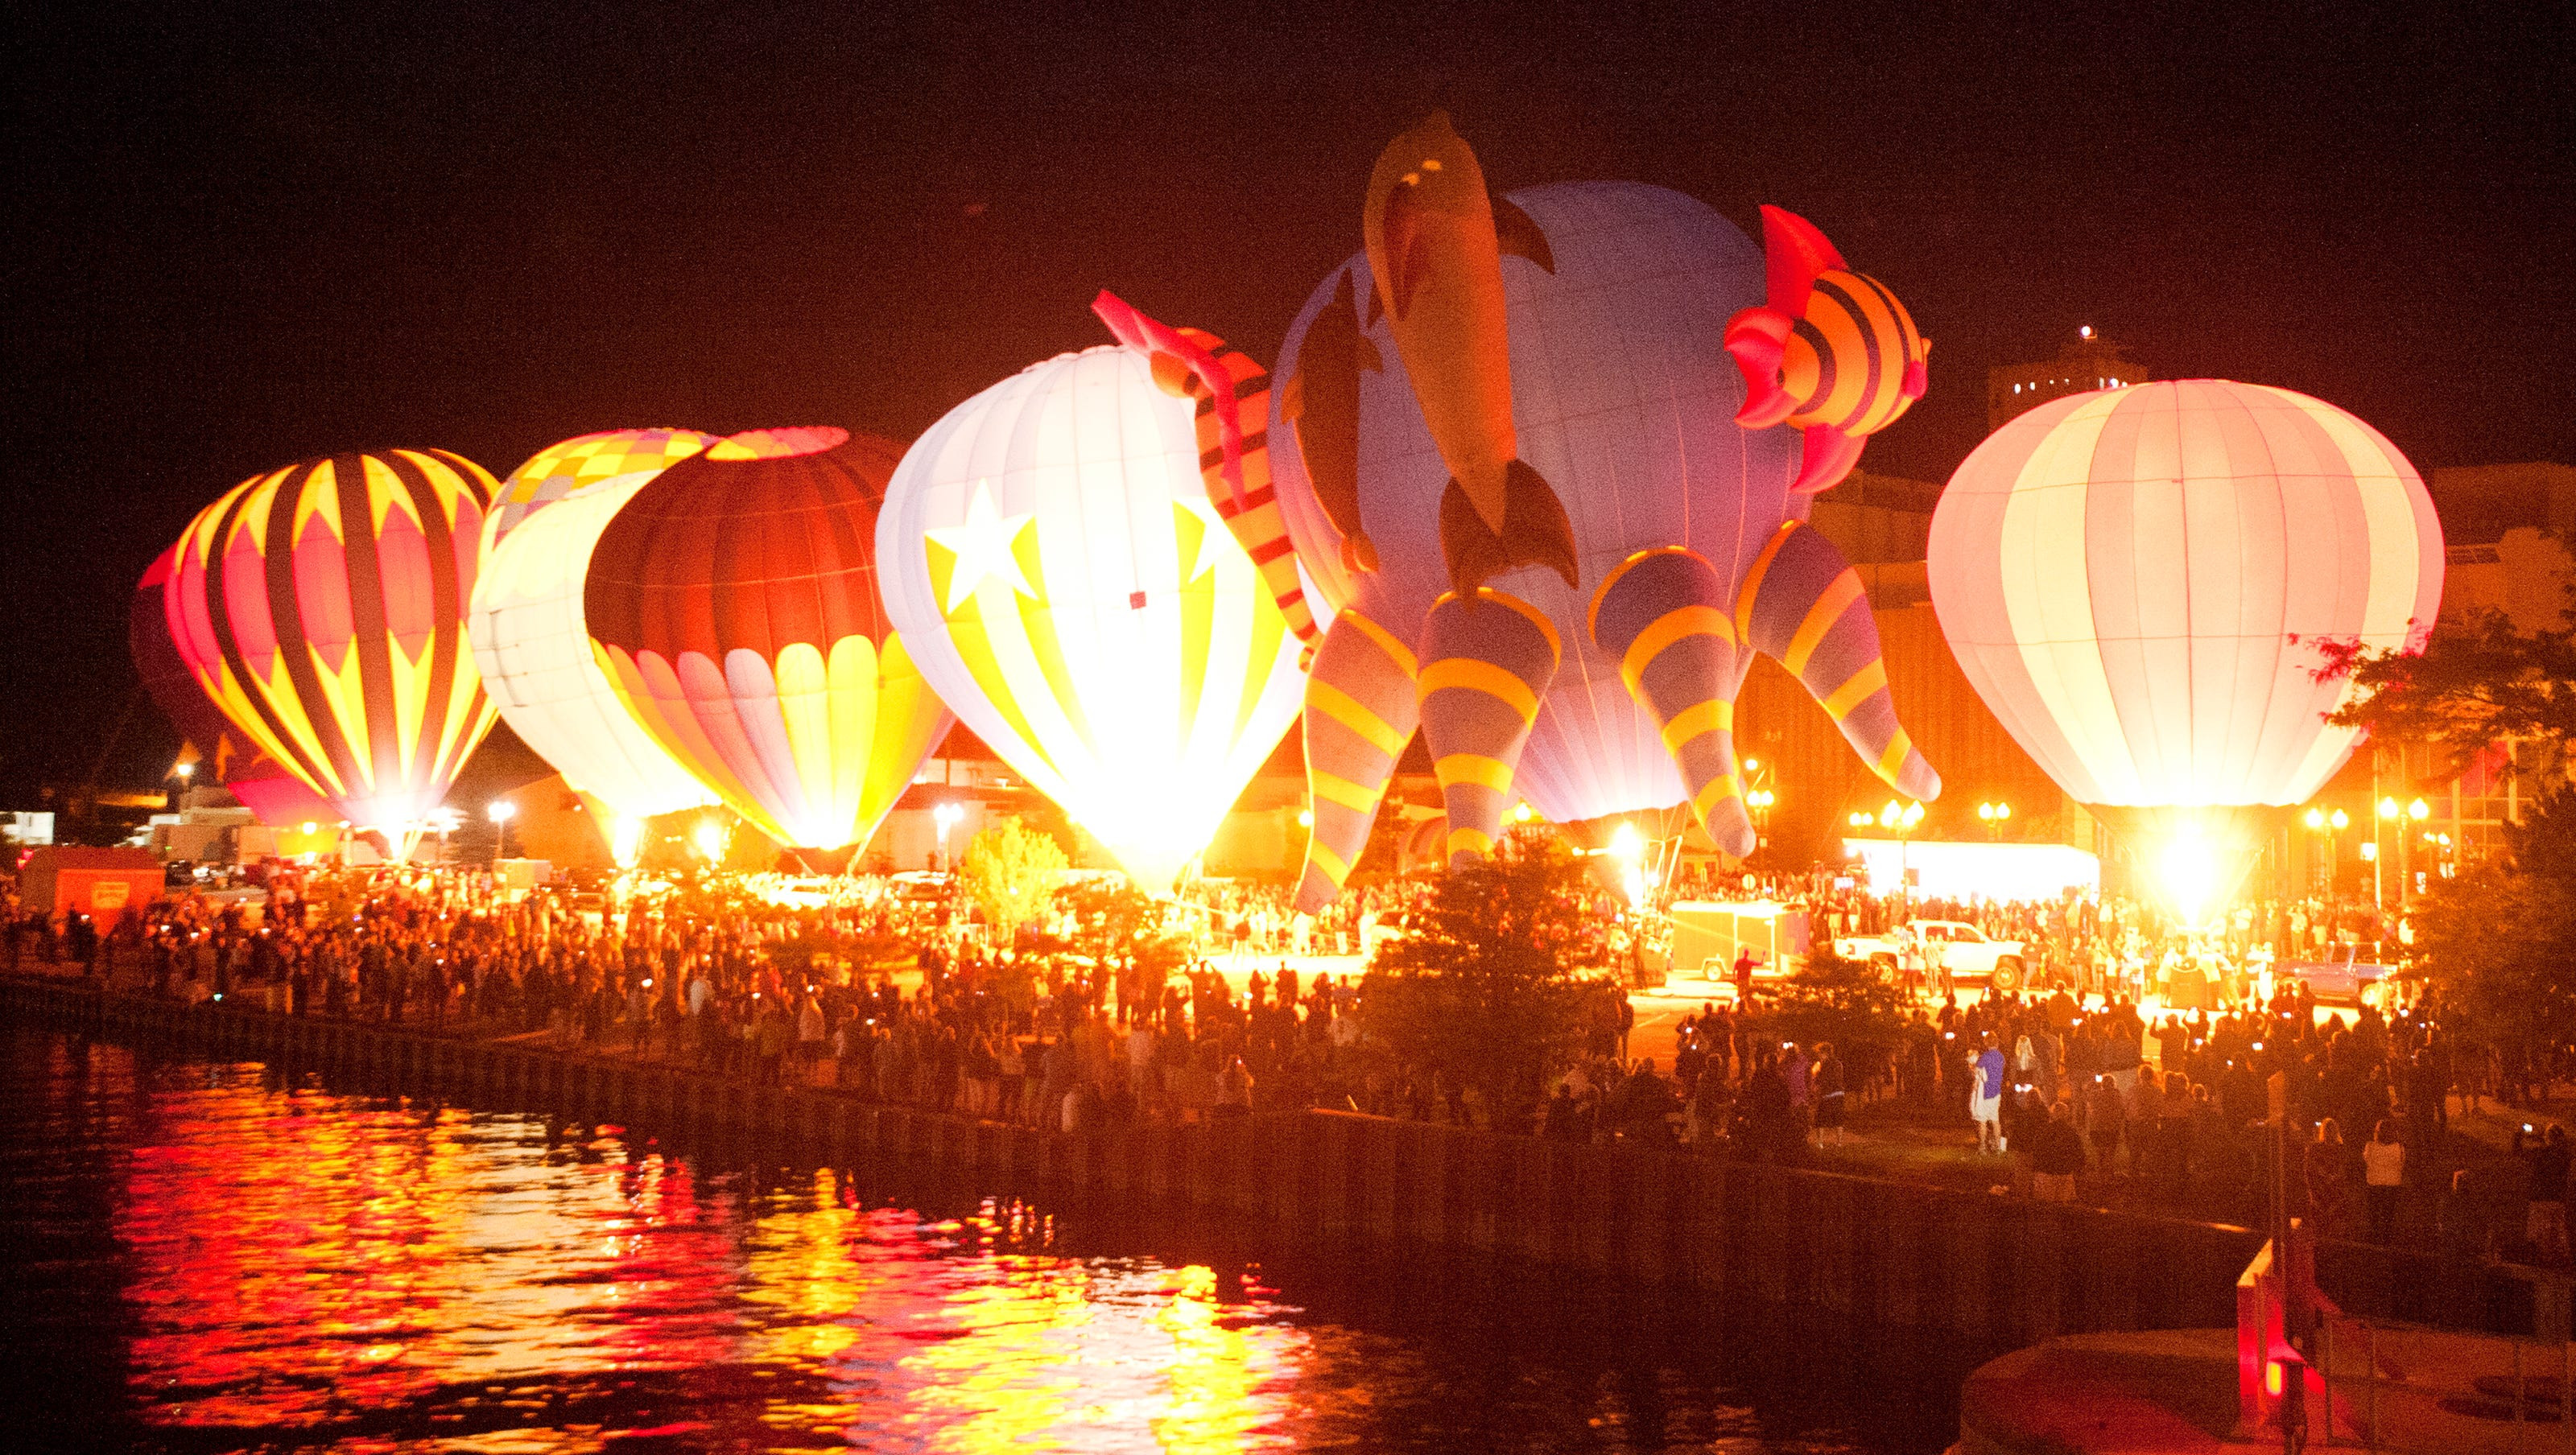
[2,1027,1964,1452]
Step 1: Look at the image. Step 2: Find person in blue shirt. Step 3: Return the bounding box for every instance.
[1971,1033,2006,1154]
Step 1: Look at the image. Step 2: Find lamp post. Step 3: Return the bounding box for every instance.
[1976,800,2013,841]
[2302,806,2349,899]
[488,800,516,864]
[2404,798,2428,901]
[1876,798,1926,896]
[2374,797,2398,909]
[931,801,964,872]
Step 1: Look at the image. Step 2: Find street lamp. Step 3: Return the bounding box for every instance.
[488,800,516,862]
[1876,799,1926,895]
[931,801,964,871]
[2303,806,2349,897]
[1976,800,2013,840]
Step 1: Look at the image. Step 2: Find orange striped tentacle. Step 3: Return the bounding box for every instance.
[1416,590,1560,865]
[1589,547,1754,856]
[1174,327,1319,652]
[1294,609,1422,913]
[1736,521,1941,801]
[1089,293,1320,652]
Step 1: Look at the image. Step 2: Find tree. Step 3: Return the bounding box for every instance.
[2317,608,2576,773]
[2406,787,2576,1074]
[1765,942,1915,1076]
[959,817,1067,940]
[1359,835,1611,1123]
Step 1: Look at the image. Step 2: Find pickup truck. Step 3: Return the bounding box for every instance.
[2277,946,2394,1008]
[1833,919,2030,992]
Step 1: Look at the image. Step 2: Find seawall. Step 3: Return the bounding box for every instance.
[10,973,2560,1352]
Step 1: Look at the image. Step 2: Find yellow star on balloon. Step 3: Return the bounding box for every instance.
[1172,494,1226,583]
[927,480,1037,612]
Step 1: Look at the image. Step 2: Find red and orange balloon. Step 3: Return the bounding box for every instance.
[583,428,952,851]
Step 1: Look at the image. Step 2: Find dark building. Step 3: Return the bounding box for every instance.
[1986,328,2152,431]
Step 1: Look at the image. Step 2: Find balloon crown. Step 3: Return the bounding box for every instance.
[708,426,848,460]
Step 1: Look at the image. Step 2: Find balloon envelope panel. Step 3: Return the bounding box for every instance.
[1927,380,2444,807]
[469,467,716,820]
[880,346,1308,891]
[1270,181,1798,822]
[131,547,336,826]
[488,428,716,549]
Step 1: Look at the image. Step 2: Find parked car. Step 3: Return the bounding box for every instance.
[1833,919,2030,992]
[2277,945,2394,1008]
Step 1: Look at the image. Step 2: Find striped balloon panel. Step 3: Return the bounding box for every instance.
[131,548,336,825]
[582,431,947,850]
[467,474,716,820]
[1589,548,1752,853]
[1927,380,2443,807]
[1294,608,1421,911]
[488,429,719,548]
[1736,522,1938,801]
[879,346,1308,892]
[1418,590,1560,862]
[592,633,944,851]
[1781,270,1923,438]
[164,450,499,831]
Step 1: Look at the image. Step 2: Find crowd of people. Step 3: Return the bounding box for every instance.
[5,851,2566,1262]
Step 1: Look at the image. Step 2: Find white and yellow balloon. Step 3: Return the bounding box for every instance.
[466,430,723,846]
[879,346,1308,891]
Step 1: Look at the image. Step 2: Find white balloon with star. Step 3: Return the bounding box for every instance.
[879,345,1309,891]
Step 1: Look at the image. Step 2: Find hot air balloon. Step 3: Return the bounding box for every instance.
[583,427,952,855]
[468,430,722,826]
[1265,169,1940,909]
[1927,381,2443,832]
[878,347,1309,892]
[163,449,502,846]
[131,548,333,827]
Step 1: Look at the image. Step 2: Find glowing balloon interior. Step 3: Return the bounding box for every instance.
[163,449,502,839]
[880,346,1308,892]
[1927,379,2444,809]
[469,429,724,821]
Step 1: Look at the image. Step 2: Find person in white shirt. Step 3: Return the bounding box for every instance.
[2363,1118,2405,1244]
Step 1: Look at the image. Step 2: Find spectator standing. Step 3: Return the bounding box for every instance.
[2362,1118,2405,1243]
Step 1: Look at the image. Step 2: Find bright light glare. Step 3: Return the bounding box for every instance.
[488,801,517,824]
[1608,823,1644,862]
[1296,809,1315,829]
[609,815,644,868]
[2159,829,2218,926]
[693,819,726,861]
[2409,798,2429,821]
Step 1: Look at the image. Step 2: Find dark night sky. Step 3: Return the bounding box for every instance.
[5,2,2568,802]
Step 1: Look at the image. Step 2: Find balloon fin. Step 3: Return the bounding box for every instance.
[1296,610,1422,913]
[1790,422,1866,495]
[1757,204,1844,313]
[1725,307,1796,428]
[1736,521,1941,802]
[1491,196,1556,273]
[1437,460,1579,596]
[1417,589,1560,864]
[1589,547,1756,856]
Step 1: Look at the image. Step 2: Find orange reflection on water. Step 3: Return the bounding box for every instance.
[109,1057,1313,1451]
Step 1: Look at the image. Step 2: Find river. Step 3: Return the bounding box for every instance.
[2,1025,1971,1452]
